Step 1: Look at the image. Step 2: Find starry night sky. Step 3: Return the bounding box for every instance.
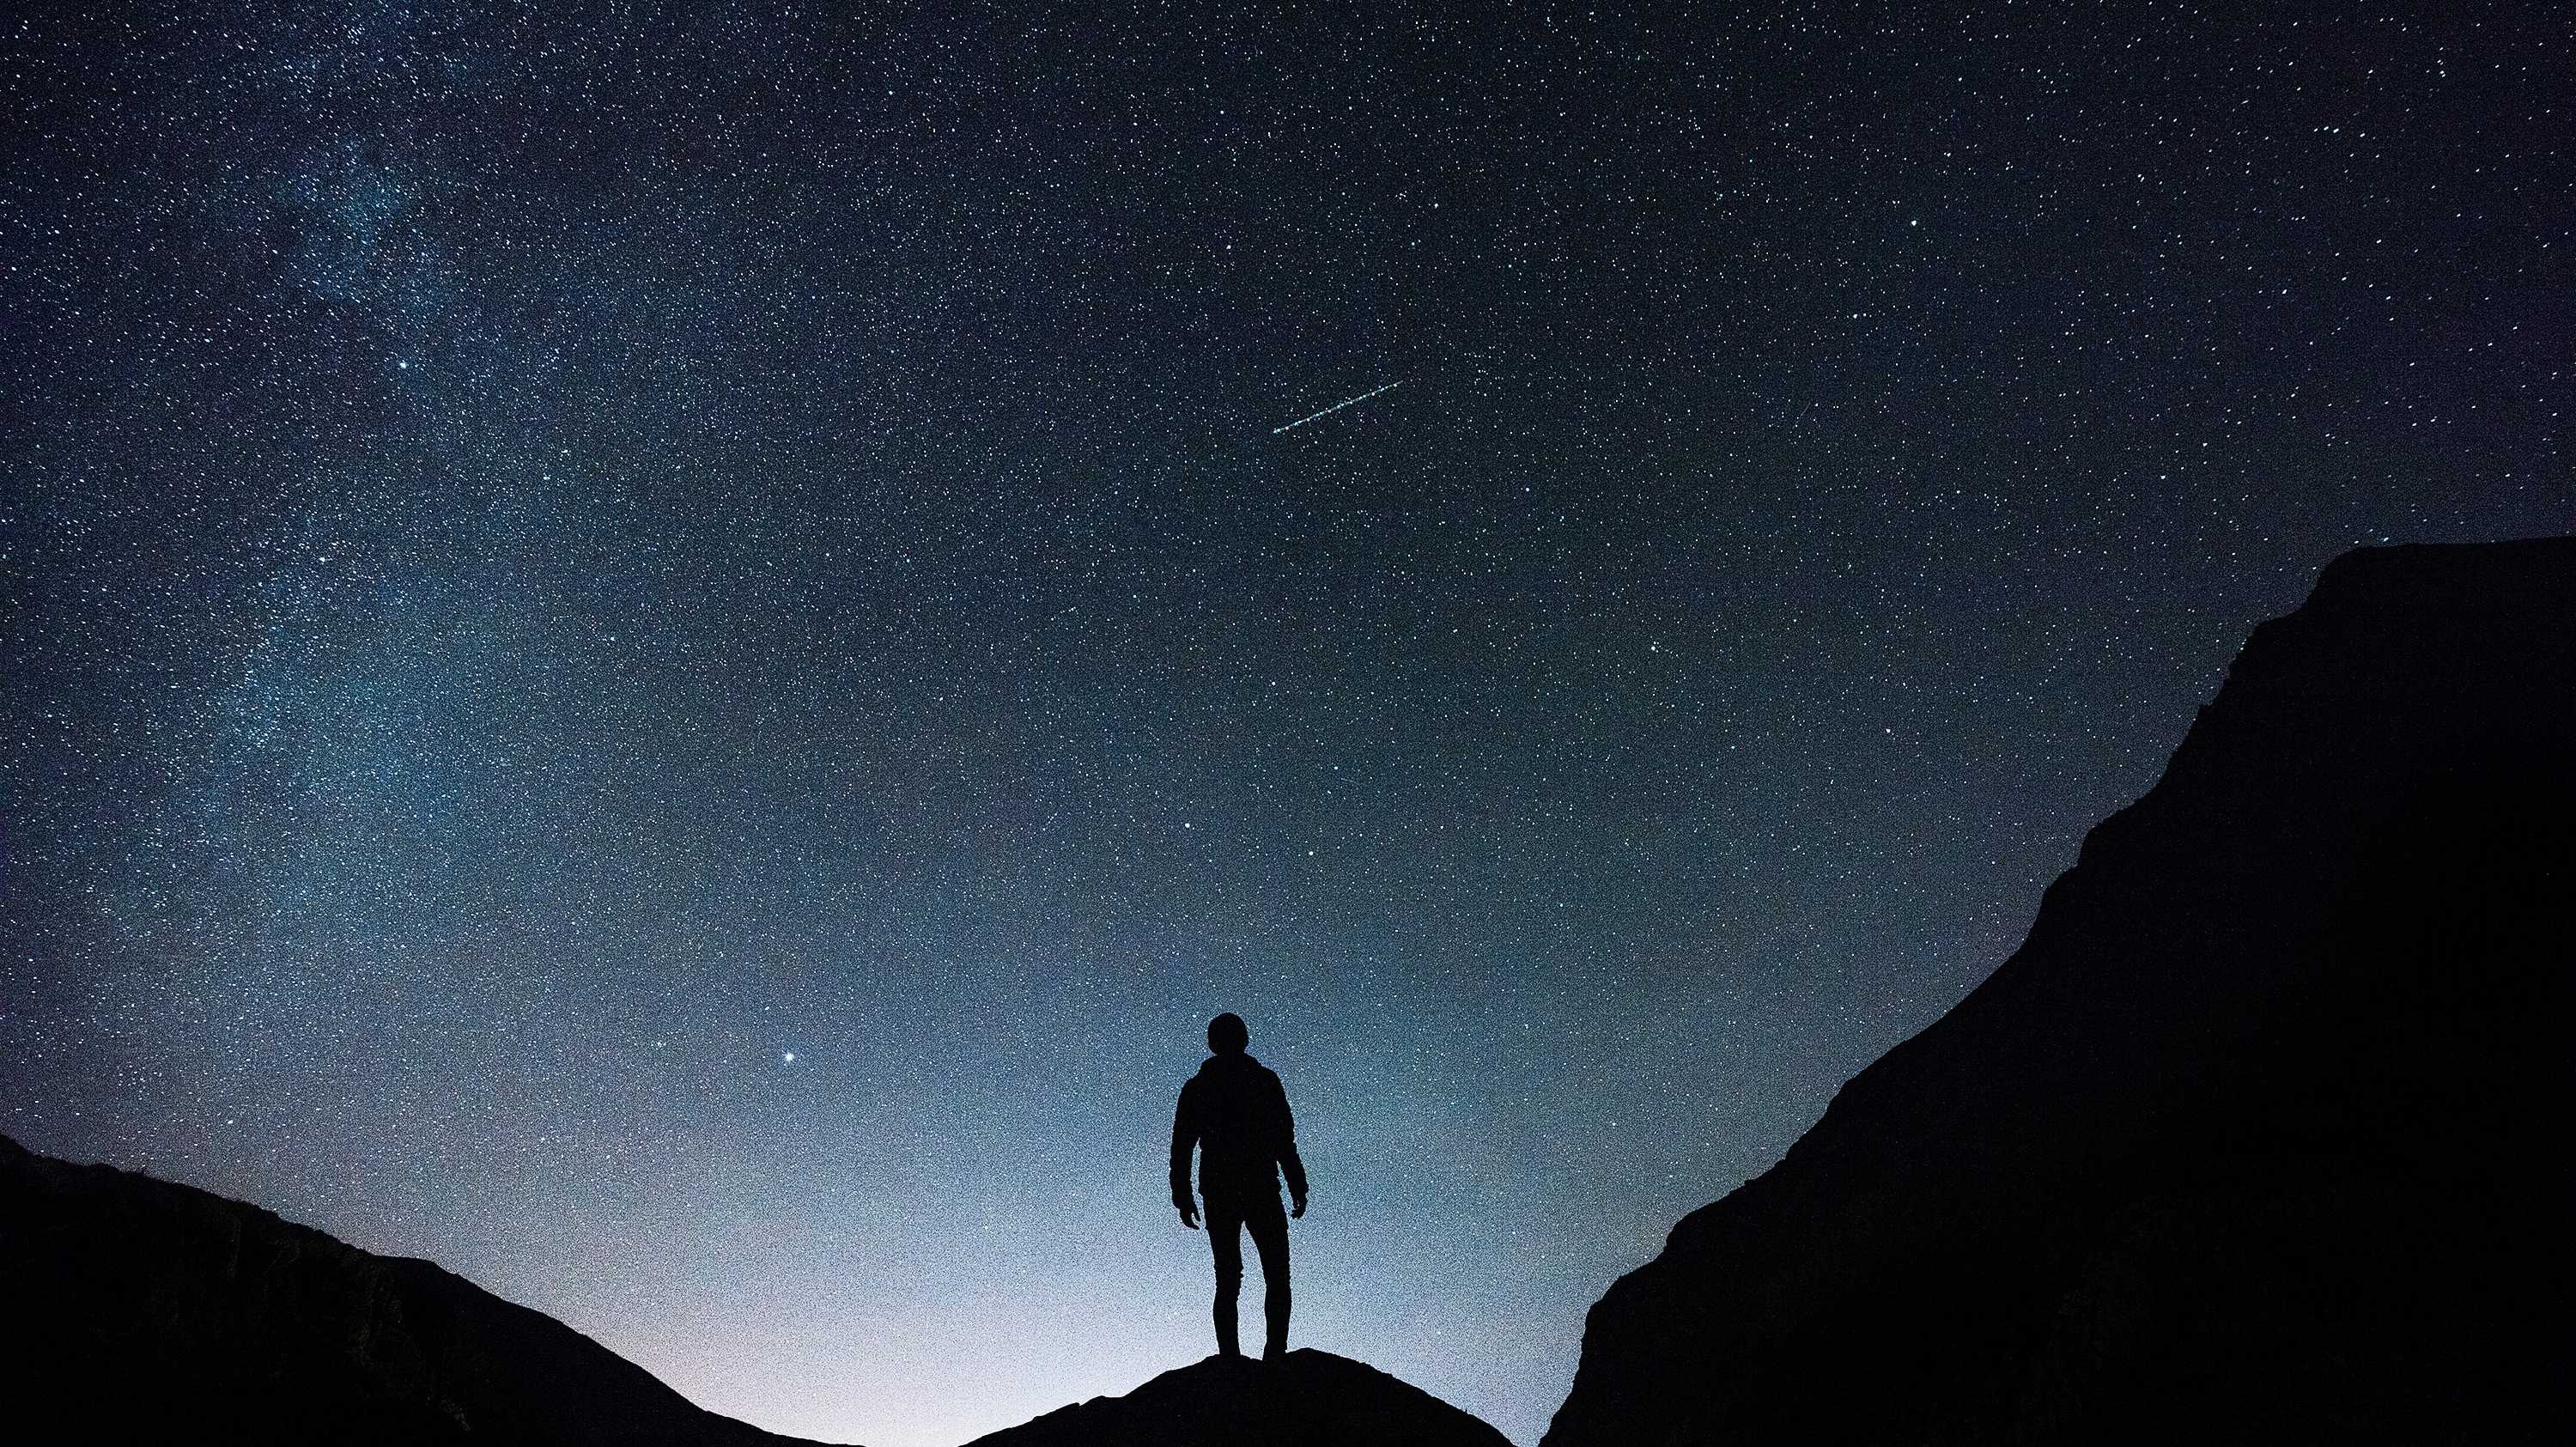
[3,3,2567,1444]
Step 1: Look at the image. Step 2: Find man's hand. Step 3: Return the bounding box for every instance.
[1291,1193,1307,1219]
[1177,1202,1199,1230]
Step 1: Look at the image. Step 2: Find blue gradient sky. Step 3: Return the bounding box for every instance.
[4,3,2567,1444]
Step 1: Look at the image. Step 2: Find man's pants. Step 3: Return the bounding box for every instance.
[1204,1190,1290,1357]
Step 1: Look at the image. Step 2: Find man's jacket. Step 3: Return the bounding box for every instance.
[1170,1051,1309,1208]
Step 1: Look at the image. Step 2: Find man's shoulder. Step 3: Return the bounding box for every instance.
[1183,1055,1285,1094]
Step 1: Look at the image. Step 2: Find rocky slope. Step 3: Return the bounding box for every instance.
[1543,538,2575,1445]
[961,1349,1511,1447]
[0,1132,824,1445]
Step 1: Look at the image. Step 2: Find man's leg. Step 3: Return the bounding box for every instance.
[1205,1196,1245,1358]
[1244,1194,1291,1359]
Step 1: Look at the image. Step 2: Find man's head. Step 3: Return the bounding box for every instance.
[1207,1012,1249,1055]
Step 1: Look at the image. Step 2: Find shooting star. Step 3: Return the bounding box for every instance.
[1271,380,1402,435]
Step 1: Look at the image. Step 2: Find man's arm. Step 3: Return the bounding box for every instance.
[1170,1080,1200,1228]
[1272,1073,1309,1216]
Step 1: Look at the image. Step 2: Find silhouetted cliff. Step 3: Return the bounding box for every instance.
[963,1349,1510,1447]
[1545,538,2575,1445]
[0,1133,826,1445]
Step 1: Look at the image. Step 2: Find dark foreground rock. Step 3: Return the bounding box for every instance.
[0,1133,826,1445]
[963,1349,1511,1447]
[1544,538,2576,1446]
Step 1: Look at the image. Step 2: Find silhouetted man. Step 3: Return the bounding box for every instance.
[1170,1011,1308,1360]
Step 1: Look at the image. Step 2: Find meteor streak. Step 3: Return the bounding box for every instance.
[1271,380,1401,435]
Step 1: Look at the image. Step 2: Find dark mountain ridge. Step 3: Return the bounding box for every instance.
[0,1131,825,1445]
[959,1348,1512,1447]
[0,1130,1514,1446]
[1543,537,2576,1444]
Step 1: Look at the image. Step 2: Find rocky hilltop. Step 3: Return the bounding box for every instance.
[962,1349,1511,1447]
[1544,538,2575,1445]
[0,1132,825,1445]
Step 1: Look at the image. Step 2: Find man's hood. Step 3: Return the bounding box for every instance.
[1196,1051,1264,1078]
